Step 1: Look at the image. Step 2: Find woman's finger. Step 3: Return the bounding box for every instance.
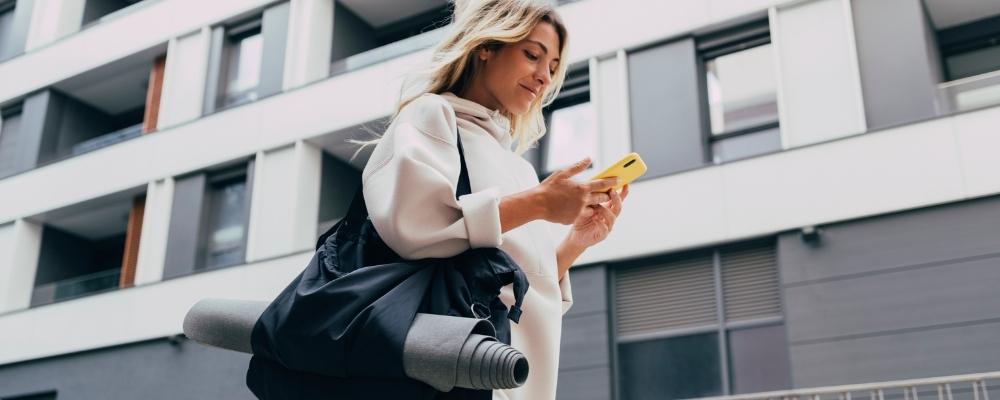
[610,188,623,215]
[596,203,616,229]
[588,191,611,205]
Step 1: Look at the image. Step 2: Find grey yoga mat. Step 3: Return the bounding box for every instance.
[182,298,529,391]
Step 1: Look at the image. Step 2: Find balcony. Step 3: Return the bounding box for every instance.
[938,71,1000,114]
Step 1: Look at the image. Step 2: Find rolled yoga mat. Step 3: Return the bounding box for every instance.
[182,298,529,391]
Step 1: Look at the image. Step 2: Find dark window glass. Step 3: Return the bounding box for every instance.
[221,23,263,108]
[0,2,15,57]
[202,175,248,269]
[728,324,792,394]
[618,333,722,400]
[0,109,23,175]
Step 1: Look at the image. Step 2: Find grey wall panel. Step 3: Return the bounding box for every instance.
[790,320,1000,387]
[163,173,207,279]
[778,196,1000,388]
[778,196,1000,284]
[0,0,33,61]
[49,92,114,161]
[34,227,95,285]
[318,152,361,223]
[851,0,940,129]
[565,265,608,317]
[331,2,377,63]
[6,90,54,176]
[0,338,253,400]
[557,366,612,400]
[560,312,609,370]
[202,26,225,116]
[784,254,1000,343]
[257,2,289,98]
[627,38,708,179]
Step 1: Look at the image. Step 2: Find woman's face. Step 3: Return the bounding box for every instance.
[478,22,561,116]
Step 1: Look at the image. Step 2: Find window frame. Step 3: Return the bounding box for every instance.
[696,20,782,165]
[218,18,264,109]
[0,0,15,57]
[611,239,789,399]
[196,163,253,271]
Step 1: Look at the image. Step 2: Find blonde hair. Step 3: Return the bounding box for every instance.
[348,0,569,161]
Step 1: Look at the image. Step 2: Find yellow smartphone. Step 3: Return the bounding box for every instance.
[589,152,647,191]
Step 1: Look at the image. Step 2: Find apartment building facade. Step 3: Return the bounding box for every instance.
[0,0,998,399]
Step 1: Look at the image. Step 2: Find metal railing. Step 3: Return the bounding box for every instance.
[694,372,996,400]
[937,70,1000,114]
[329,27,449,77]
[30,268,121,307]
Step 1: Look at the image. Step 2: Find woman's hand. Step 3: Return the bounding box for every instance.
[565,184,629,249]
[533,157,618,225]
[556,183,630,281]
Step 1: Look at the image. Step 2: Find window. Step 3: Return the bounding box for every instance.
[0,105,23,177]
[329,1,451,75]
[614,241,790,400]
[0,0,15,58]
[532,66,596,178]
[81,0,144,27]
[699,21,781,164]
[219,19,263,108]
[201,166,250,269]
[936,14,1000,112]
[163,161,254,279]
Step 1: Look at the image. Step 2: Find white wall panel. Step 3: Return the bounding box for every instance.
[572,167,729,264]
[723,117,963,237]
[157,28,211,129]
[282,0,334,90]
[134,178,174,286]
[952,106,1000,198]
[576,116,971,265]
[0,251,312,365]
[245,142,321,262]
[772,0,866,148]
[24,0,85,51]
[0,48,425,224]
[0,220,42,314]
[0,0,274,104]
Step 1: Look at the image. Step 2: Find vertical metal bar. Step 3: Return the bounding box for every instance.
[879,389,885,400]
[939,384,945,400]
[974,381,981,400]
[847,392,853,400]
[946,383,954,400]
[913,386,920,400]
[872,390,878,400]
[906,386,912,400]
[713,250,730,394]
[982,379,991,400]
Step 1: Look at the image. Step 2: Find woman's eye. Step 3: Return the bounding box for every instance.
[525,51,538,61]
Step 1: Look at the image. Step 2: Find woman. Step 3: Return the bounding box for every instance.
[356,0,630,398]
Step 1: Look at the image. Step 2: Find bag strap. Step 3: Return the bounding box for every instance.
[455,128,472,199]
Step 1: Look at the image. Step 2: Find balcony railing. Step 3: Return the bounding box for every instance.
[31,268,121,307]
[329,27,449,77]
[70,123,144,156]
[938,70,1000,114]
[693,372,997,400]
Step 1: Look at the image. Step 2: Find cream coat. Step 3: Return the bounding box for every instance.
[362,92,573,400]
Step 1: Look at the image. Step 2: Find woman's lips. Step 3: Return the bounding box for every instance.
[520,84,537,98]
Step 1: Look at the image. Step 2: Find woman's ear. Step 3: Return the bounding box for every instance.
[477,45,495,62]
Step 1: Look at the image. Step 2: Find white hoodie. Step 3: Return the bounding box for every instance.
[362,91,574,400]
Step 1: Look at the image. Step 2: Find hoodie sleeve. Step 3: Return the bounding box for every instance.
[361,94,504,260]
